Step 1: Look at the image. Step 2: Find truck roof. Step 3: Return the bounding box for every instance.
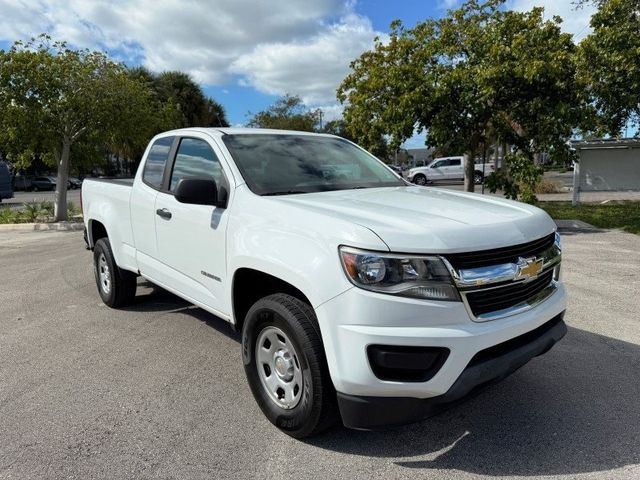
[157,127,337,138]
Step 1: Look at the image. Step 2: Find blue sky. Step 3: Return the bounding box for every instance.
[202,0,445,130]
[0,0,595,148]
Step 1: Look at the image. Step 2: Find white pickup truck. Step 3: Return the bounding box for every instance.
[82,128,566,438]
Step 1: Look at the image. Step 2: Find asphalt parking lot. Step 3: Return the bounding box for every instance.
[1,229,639,479]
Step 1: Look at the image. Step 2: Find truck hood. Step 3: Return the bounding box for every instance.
[275,186,556,253]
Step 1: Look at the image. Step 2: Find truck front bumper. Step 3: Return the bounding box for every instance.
[314,281,567,429]
[336,313,566,429]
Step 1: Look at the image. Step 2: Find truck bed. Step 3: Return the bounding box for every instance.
[82,177,136,271]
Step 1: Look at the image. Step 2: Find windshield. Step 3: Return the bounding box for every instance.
[222,134,404,195]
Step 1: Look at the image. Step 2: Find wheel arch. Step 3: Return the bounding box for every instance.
[231,268,314,333]
[88,218,109,249]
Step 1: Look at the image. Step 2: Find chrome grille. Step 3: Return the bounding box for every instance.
[445,233,555,270]
[464,270,555,318]
[442,232,561,321]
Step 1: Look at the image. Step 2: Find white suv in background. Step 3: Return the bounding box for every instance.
[408,156,486,185]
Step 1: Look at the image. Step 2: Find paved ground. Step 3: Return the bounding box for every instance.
[1,229,639,480]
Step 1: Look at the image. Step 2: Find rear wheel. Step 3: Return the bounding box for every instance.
[413,174,427,186]
[242,294,338,438]
[474,171,484,184]
[93,238,137,308]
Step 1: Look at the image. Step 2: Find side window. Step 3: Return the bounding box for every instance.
[432,161,443,168]
[170,138,225,192]
[450,159,461,167]
[143,136,174,189]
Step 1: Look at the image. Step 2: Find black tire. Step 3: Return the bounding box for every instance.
[33,185,39,192]
[413,173,427,185]
[93,237,137,308]
[474,171,484,184]
[242,293,338,438]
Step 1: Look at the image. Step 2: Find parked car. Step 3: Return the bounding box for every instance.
[0,161,14,202]
[82,128,567,438]
[12,175,34,191]
[388,164,403,176]
[68,177,83,189]
[407,156,485,185]
[31,176,57,191]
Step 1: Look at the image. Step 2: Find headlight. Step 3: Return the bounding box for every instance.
[339,247,460,301]
[554,231,561,251]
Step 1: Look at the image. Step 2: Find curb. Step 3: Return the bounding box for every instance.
[0,222,84,232]
[554,219,602,233]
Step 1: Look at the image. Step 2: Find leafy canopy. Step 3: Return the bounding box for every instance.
[246,94,322,132]
[0,36,179,220]
[579,0,640,135]
[338,0,586,193]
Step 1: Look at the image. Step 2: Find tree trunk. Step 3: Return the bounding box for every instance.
[54,140,71,222]
[464,151,475,192]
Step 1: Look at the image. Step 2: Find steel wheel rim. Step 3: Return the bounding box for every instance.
[256,325,303,410]
[98,253,111,295]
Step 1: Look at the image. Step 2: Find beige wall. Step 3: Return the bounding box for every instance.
[578,147,640,191]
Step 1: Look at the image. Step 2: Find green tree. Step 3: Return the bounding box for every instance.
[247,94,321,131]
[153,71,229,128]
[0,36,174,220]
[338,0,584,195]
[579,0,640,135]
[321,119,389,159]
[321,119,354,141]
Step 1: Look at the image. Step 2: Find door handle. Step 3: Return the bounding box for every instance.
[156,208,172,220]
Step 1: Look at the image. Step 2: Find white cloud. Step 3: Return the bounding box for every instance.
[314,104,344,123]
[438,0,460,10]
[231,13,382,104]
[508,0,597,39]
[0,0,382,108]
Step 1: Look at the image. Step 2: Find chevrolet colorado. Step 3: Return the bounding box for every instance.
[82,128,567,438]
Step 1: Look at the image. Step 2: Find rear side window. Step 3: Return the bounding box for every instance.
[169,138,225,191]
[450,159,461,166]
[143,136,174,189]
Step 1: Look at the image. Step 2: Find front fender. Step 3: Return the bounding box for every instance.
[225,188,389,313]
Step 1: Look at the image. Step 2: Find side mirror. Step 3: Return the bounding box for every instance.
[174,177,224,207]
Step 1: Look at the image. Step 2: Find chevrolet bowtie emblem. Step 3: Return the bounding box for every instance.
[516,257,544,280]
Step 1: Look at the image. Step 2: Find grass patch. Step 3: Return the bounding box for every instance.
[538,201,640,235]
[0,201,82,224]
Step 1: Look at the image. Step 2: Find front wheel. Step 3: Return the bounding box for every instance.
[413,174,427,185]
[242,294,338,438]
[93,238,137,308]
[473,171,484,184]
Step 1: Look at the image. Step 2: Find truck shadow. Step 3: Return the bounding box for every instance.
[122,283,639,476]
[307,326,640,477]
[123,280,241,341]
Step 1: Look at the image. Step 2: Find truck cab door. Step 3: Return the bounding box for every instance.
[131,135,176,269]
[152,135,231,315]
[429,160,446,181]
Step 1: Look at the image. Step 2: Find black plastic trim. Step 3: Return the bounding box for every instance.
[337,312,567,430]
[367,345,450,382]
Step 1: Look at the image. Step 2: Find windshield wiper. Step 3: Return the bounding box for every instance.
[262,190,307,196]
